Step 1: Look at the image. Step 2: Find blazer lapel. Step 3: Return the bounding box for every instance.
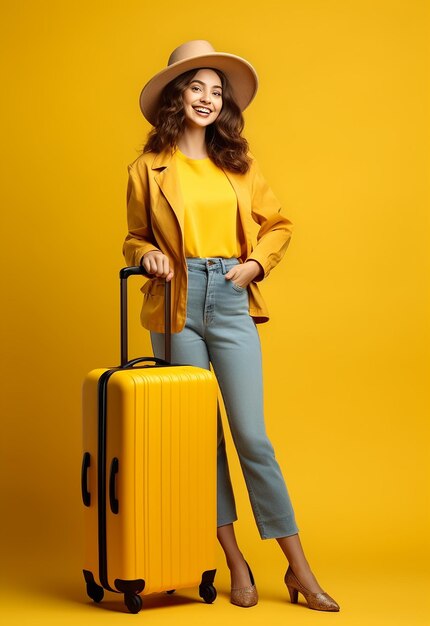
[152,150,185,232]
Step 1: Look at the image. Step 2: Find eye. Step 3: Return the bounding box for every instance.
[191,85,201,92]
[213,91,222,97]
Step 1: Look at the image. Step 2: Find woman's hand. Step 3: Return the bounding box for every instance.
[225,260,263,289]
[141,251,174,282]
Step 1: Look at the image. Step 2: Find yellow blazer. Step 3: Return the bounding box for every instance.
[123,148,293,333]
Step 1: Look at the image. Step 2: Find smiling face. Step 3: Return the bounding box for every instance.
[182,68,223,128]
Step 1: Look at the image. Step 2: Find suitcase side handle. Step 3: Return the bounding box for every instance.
[81,452,91,507]
[120,267,172,366]
[109,457,119,514]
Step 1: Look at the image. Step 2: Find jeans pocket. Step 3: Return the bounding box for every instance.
[231,281,246,293]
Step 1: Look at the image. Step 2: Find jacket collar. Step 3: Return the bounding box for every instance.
[151,148,175,171]
[152,149,185,241]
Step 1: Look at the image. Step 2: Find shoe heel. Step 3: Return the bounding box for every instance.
[287,585,298,604]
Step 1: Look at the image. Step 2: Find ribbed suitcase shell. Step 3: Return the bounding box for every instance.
[82,363,217,608]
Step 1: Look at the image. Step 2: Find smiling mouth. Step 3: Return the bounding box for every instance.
[193,106,212,116]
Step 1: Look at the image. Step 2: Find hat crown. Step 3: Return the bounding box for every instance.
[168,40,216,67]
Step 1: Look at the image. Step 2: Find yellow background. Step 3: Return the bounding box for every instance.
[0,1,428,624]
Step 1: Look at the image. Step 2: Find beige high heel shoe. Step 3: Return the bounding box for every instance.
[230,561,258,608]
[284,565,340,611]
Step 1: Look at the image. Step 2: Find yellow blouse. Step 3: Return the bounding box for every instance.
[174,148,241,258]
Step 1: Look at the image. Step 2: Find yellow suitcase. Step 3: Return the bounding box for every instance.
[81,268,218,613]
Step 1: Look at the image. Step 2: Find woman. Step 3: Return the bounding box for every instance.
[123,40,339,611]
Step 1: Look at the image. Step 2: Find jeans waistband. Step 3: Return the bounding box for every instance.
[186,257,241,275]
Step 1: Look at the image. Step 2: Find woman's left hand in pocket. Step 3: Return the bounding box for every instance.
[225,260,263,289]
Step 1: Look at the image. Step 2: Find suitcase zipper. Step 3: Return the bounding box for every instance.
[97,368,119,592]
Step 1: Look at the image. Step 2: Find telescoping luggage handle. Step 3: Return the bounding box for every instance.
[119,266,171,366]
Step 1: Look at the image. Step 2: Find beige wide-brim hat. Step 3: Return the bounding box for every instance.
[139,40,259,126]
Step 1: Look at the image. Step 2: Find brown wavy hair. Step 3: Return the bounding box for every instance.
[143,68,251,174]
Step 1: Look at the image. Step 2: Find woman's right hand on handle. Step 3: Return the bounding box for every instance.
[141,251,174,282]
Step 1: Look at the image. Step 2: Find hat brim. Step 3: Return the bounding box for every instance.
[139,52,258,125]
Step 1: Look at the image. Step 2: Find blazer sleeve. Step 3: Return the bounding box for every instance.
[122,163,161,267]
[245,157,293,280]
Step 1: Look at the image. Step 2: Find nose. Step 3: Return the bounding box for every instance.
[200,92,211,104]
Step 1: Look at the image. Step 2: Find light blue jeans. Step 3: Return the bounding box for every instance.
[150,257,299,539]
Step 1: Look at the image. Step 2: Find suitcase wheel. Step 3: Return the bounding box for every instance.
[86,581,104,603]
[124,594,143,614]
[199,583,217,604]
